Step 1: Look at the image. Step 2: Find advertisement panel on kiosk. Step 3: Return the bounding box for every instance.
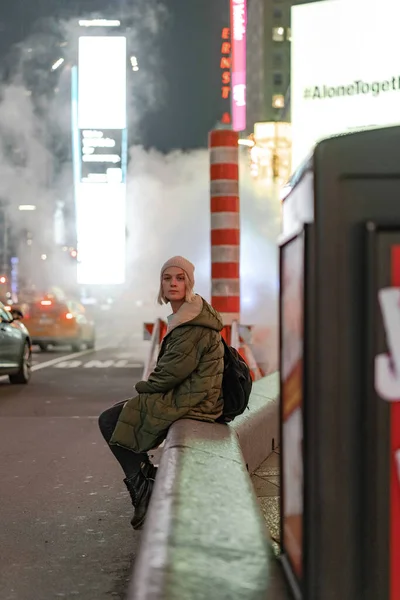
[366,225,400,600]
[279,226,306,599]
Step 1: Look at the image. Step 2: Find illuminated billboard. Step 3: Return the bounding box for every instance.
[291,0,400,172]
[230,0,247,132]
[78,36,126,130]
[75,183,126,285]
[73,36,127,285]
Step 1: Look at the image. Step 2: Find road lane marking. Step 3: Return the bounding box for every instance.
[53,360,83,369]
[113,359,142,368]
[0,344,143,381]
[53,359,143,369]
[31,344,112,372]
[49,416,100,419]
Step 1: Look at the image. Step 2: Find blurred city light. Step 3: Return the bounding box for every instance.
[130,56,139,72]
[41,254,47,261]
[272,94,285,109]
[51,58,65,71]
[18,205,36,211]
[238,138,255,147]
[250,122,292,186]
[79,19,121,28]
[0,276,7,284]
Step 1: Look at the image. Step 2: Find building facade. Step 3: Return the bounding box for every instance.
[246,0,292,130]
[245,0,321,184]
[246,0,322,131]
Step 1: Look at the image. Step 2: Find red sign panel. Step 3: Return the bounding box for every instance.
[390,246,400,600]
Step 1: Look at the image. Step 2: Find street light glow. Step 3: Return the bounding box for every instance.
[78,19,121,28]
[130,56,139,71]
[238,139,255,147]
[18,205,37,211]
[51,58,65,71]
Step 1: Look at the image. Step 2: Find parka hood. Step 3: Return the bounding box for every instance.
[166,294,223,334]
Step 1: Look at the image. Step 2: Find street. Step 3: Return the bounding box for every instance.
[0,328,150,600]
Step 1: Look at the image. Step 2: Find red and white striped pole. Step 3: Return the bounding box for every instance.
[209,129,240,325]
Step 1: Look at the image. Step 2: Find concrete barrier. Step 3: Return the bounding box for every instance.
[128,373,280,600]
[231,372,279,474]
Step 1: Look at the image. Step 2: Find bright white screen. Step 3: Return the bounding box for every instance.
[76,35,127,284]
[291,0,400,172]
[75,183,126,285]
[78,36,127,130]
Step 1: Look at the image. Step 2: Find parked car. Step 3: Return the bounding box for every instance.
[21,295,96,352]
[0,301,32,384]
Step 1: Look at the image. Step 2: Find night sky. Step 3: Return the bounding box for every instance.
[0,0,229,152]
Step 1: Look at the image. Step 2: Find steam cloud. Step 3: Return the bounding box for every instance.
[0,1,166,292]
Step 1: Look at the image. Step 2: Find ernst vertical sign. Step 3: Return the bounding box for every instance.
[220,26,231,126]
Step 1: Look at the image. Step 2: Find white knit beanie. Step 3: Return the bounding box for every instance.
[160,256,195,288]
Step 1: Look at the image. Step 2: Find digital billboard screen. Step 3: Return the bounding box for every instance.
[74,35,127,285]
[291,0,400,172]
[78,36,127,130]
[80,129,123,184]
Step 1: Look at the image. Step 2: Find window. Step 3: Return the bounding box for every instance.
[272,27,285,42]
[273,8,282,19]
[273,72,283,86]
[273,52,283,68]
[272,94,285,109]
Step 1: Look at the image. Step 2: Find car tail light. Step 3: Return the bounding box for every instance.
[65,312,74,320]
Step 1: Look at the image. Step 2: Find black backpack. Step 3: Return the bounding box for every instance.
[217,337,253,423]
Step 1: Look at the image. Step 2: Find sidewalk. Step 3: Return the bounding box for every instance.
[251,449,290,598]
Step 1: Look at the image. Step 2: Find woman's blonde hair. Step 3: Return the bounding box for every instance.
[157,271,195,305]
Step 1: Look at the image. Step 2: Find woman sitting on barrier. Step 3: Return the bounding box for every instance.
[98,256,224,530]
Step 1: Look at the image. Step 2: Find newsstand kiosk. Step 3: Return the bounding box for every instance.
[279,126,400,600]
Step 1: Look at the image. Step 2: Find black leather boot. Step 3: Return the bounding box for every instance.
[123,462,157,530]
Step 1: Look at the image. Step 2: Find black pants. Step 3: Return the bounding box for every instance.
[98,400,148,480]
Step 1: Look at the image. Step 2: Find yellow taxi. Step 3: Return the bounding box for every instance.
[22,296,96,352]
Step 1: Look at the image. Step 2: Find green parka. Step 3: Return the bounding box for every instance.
[110,295,224,453]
